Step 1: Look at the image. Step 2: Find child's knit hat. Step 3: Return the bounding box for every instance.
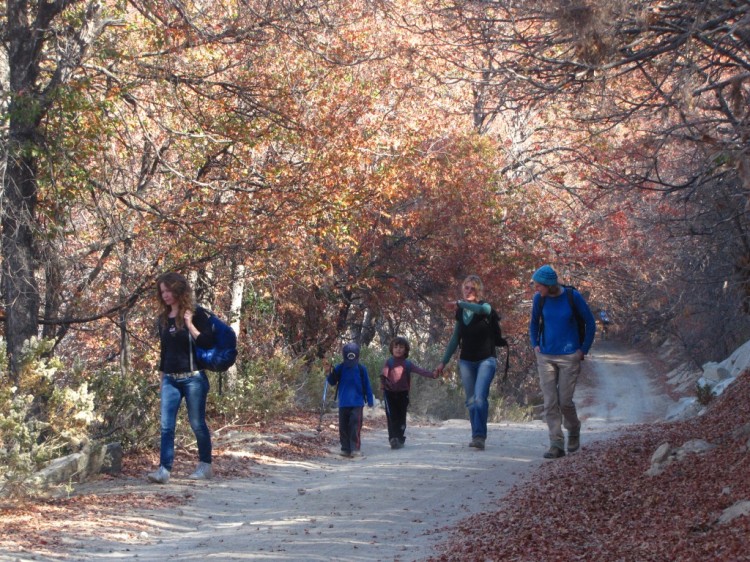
[342,342,360,367]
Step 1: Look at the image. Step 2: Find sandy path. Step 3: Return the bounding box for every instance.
[9,341,675,562]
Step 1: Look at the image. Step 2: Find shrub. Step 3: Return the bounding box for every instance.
[209,353,298,423]
[88,367,160,451]
[695,380,714,406]
[0,337,99,498]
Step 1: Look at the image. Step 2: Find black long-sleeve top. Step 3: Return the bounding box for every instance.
[158,307,215,373]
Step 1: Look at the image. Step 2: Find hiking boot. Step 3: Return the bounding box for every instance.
[188,462,213,480]
[567,433,580,453]
[339,449,352,458]
[469,437,485,450]
[543,446,565,459]
[389,438,399,449]
[147,466,170,484]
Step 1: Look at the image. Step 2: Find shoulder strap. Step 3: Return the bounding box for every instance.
[358,364,367,398]
[537,295,546,345]
[332,364,341,400]
[565,287,575,311]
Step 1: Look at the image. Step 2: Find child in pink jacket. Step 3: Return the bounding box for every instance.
[381,336,437,449]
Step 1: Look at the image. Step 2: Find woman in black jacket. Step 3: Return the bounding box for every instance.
[147,272,215,484]
[435,275,497,450]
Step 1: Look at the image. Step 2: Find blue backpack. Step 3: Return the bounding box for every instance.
[193,309,238,372]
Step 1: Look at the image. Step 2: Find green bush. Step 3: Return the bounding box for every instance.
[88,366,160,451]
[695,380,714,406]
[0,337,99,498]
[209,354,298,423]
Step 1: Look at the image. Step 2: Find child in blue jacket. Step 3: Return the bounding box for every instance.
[327,342,374,457]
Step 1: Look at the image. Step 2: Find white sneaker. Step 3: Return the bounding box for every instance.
[188,461,213,480]
[147,466,170,484]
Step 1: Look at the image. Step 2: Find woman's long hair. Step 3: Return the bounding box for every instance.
[156,272,195,330]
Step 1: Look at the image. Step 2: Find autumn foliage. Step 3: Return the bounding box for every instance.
[1,0,750,486]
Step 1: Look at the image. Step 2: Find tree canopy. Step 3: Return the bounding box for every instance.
[1,0,748,392]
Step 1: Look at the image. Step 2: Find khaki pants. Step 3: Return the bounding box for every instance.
[536,352,582,449]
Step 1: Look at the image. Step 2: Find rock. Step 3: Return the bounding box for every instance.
[26,441,122,494]
[646,439,714,477]
[674,439,714,460]
[650,442,671,465]
[101,442,123,475]
[718,500,750,525]
[665,397,701,421]
[701,362,731,383]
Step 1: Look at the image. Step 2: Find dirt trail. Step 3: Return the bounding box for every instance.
[7,341,675,562]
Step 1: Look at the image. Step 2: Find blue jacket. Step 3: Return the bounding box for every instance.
[327,362,374,408]
[529,288,596,355]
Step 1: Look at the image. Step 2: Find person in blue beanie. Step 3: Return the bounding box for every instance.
[326,342,374,458]
[529,265,596,459]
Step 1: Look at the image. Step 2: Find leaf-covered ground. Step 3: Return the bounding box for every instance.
[4,373,749,561]
[429,371,750,561]
[0,412,356,556]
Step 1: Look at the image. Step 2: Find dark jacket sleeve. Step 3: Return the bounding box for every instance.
[193,307,216,348]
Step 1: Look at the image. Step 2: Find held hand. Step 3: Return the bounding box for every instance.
[183,309,194,327]
[445,300,459,312]
[576,350,585,361]
[534,345,541,353]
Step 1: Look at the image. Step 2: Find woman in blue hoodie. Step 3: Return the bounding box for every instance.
[327,342,374,457]
[529,265,596,459]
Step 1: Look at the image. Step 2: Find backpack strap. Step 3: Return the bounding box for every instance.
[358,364,367,401]
[332,364,340,401]
[537,295,546,346]
[566,287,586,344]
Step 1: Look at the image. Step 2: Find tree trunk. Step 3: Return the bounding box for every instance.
[3,129,41,378]
[3,1,46,377]
[224,261,245,391]
[119,239,133,375]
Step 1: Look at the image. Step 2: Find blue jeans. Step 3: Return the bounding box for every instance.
[459,357,497,439]
[159,372,212,470]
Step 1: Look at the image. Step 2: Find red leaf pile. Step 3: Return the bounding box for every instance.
[430,371,750,561]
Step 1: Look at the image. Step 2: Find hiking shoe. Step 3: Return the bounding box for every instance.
[469,437,486,450]
[187,461,213,480]
[543,446,565,459]
[147,466,170,484]
[567,434,580,453]
[339,449,352,458]
[390,438,399,449]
